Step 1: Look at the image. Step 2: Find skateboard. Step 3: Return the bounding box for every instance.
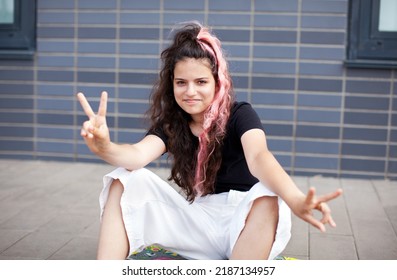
[127,244,297,260]
[127,244,187,260]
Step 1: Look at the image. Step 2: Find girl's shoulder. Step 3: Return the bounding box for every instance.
[228,101,263,138]
[231,101,252,110]
[230,101,258,120]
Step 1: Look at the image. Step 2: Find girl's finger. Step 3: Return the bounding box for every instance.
[317,188,343,204]
[98,91,108,117]
[81,126,94,138]
[306,214,326,233]
[328,216,337,227]
[317,202,338,228]
[80,128,87,137]
[77,92,96,119]
[82,120,96,138]
[305,187,316,205]
[82,120,93,132]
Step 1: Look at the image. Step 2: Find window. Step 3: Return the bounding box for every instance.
[0,0,36,60]
[345,0,397,69]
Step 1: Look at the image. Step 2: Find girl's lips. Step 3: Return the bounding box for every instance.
[183,99,201,105]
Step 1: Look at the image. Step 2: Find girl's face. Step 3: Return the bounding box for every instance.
[173,58,216,124]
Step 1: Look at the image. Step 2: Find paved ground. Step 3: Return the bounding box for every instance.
[0,159,396,260]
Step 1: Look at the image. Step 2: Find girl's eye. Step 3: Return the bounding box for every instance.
[198,80,207,85]
[175,80,185,85]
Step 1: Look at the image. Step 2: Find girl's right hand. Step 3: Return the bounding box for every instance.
[77,91,111,155]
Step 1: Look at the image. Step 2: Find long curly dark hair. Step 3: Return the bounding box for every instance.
[148,22,234,201]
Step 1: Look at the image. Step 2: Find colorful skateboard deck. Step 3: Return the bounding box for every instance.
[127,245,187,260]
[274,255,297,260]
[127,244,297,260]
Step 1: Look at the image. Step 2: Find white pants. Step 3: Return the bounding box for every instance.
[100,167,291,260]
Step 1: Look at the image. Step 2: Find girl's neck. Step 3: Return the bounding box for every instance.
[189,120,204,137]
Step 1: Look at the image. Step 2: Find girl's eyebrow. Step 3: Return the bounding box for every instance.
[174,77,210,80]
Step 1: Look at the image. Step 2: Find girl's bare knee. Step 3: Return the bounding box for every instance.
[104,179,124,206]
[110,179,123,193]
[252,196,278,217]
[245,196,279,236]
[97,179,129,259]
[230,196,279,259]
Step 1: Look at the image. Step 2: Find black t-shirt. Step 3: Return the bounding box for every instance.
[147,102,264,193]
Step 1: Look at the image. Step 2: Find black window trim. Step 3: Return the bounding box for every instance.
[345,0,397,69]
[0,0,36,60]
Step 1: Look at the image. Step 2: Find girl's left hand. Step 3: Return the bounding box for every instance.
[294,187,343,232]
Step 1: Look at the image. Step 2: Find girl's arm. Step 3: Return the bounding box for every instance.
[95,135,166,171]
[241,128,342,232]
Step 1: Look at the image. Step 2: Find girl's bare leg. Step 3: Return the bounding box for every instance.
[230,196,278,260]
[97,179,129,259]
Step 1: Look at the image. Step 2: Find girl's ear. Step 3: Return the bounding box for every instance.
[215,78,220,93]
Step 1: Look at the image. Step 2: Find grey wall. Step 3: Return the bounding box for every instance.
[1,0,397,180]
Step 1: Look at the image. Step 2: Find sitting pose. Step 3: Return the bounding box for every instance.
[77,22,342,260]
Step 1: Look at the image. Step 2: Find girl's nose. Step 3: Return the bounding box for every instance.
[186,83,196,96]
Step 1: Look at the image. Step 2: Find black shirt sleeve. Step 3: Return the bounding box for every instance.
[232,102,265,139]
[146,127,168,147]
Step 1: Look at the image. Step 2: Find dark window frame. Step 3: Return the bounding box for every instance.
[0,0,36,60]
[345,0,397,69]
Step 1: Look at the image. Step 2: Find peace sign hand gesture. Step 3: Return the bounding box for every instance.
[292,187,343,232]
[77,91,111,155]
